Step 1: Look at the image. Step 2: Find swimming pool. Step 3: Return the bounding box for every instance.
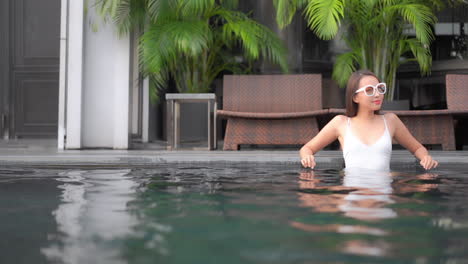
[1,163,468,264]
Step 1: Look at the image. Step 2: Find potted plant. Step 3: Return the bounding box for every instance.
[274,0,443,102]
[97,0,288,143]
[97,0,288,99]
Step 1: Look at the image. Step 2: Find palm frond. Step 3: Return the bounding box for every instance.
[177,0,216,18]
[219,10,288,71]
[112,0,132,34]
[271,0,436,100]
[146,20,211,57]
[147,71,170,103]
[403,38,432,75]
[274,0,304,29]
[303,0,345,40]
[420,0,444,10]
[147,0,173,22]
[256,23,289,72]
[332,52,359,87]
[140,37,169,76]
[139,19,211,86]
[380,0,399,6]
[347,0,377,22]
[95,0,143,35]
[99,1,288,99]
[222,21,260,59]
[117,0,148,35]
[95,0,120,18]
[219,0,239,10]
[387,3,436,45]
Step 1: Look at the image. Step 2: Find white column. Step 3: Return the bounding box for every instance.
[80,0,131,149]
[131,30,140,137]
[113,32,131,149]
[63,0,131,149]
[58,0,68,150]
[65,0,84,149]
[142,77,149,143]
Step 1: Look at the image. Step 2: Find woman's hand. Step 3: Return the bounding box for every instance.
[301,155,316,169]
[420,155,438,170]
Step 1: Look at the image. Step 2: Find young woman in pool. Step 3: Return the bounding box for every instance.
[300,70,438,171]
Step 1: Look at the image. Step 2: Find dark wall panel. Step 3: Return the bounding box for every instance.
[9,0,61,137]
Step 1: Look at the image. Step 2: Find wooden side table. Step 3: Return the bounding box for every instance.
[165,93,217,150]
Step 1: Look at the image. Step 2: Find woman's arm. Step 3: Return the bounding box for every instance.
[388,113,438,170]
[300,115,344,168]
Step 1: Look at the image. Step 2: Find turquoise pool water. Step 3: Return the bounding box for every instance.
[1,164,468,264]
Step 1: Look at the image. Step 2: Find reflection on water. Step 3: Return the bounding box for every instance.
[41,169,138,264]
[340,168,396,220]
[0,164,466,264]
[293,168,441,257]
[296,169,398,221]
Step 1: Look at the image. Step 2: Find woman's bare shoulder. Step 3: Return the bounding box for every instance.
[383,112,403,132]
[331,114,347,122]
[329,115,348,128]
[383,112,400,123]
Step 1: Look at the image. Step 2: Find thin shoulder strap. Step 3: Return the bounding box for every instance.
[347,117,351,127]
[382,115,388,130]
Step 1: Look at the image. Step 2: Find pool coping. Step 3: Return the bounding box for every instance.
[0,149,467,168]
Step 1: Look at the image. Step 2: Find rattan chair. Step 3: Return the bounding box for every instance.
[217,74,328,150]
[390,74,468,150]
[391,110,455,150]
[445,74,468,149]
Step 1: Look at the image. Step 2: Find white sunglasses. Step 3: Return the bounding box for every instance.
[355,83,387,96]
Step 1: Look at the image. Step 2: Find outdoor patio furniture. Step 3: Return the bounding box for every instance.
[217,74,328,150]
[390,74,468,150]
[166,93,217,150]
[390,110,455,150]
[446,74,468,149]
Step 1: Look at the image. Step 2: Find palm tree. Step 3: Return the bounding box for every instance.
[96,0,288,101]
[274,0,443,100]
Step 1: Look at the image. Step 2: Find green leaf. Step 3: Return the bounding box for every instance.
[220,11,288,72]
[147,0,173,22]
[404,38,432,75]
[274,0,306,29]
[177,0,215,17]
[219,0,239,9]
[332,52,359,88]
[303,0,345,40]
[388,4,436,45]
[100,0,288,100]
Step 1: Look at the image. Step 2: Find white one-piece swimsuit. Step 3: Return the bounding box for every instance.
[342,115,392,171]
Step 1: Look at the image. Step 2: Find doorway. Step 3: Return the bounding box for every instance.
[0,0,61,138]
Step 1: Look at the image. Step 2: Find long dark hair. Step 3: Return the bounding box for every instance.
[345,70,381,117]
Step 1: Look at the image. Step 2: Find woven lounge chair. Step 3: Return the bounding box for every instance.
[445,74,468,149]
[330,74,468,150]
[390,74,468,150]
[217,74,328,150]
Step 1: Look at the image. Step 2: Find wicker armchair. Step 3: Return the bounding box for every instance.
[446,74,468,149]
[391,110,455,150]
[217,74,328,150]
[390,74,468,150]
